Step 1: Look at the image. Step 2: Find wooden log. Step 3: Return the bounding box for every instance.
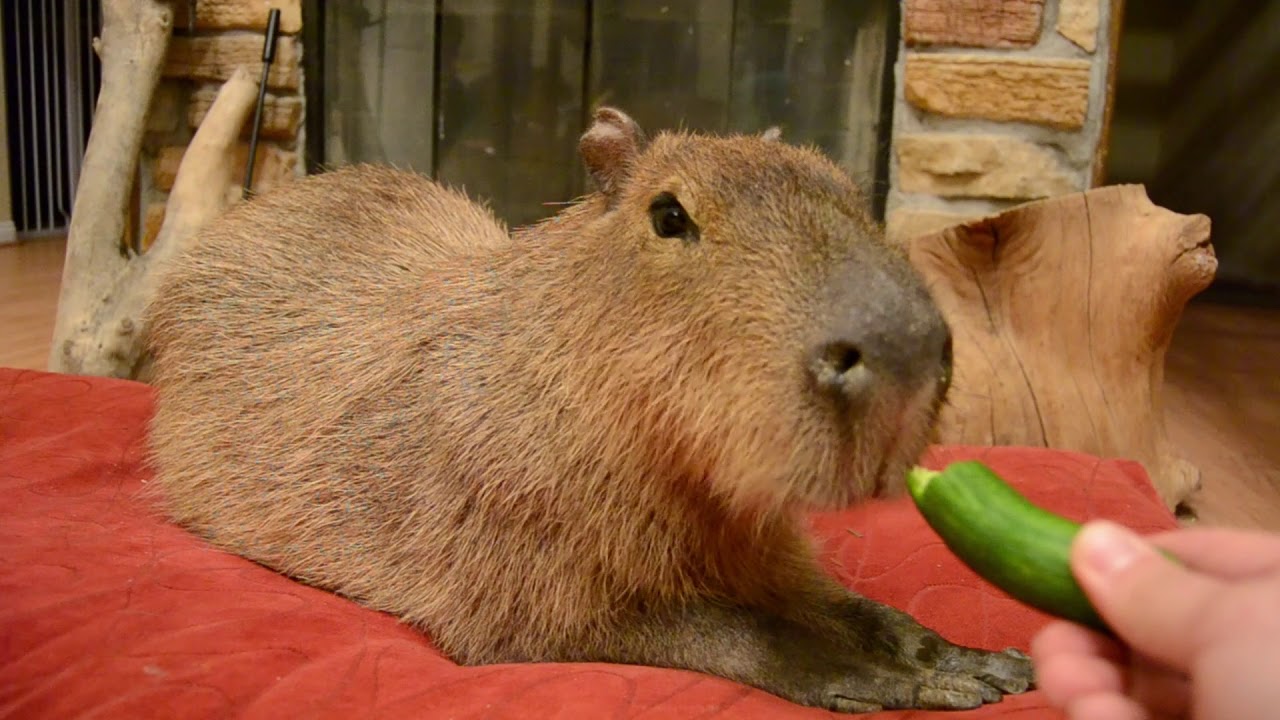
[49,0,172,374]
[46,2,259,380]
[97,66,260,382]
[904,184,1217,510]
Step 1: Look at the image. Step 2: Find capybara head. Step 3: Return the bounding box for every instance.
[540,108,953,512]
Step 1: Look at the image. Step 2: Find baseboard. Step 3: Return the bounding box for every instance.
[0,220,15,245]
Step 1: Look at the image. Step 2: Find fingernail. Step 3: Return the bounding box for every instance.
[1076,520,1147,578]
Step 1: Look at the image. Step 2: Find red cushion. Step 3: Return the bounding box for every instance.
[0,367,1177,719]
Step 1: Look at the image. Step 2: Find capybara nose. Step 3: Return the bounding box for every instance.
[812,250,953,401]
[809,322,952,400]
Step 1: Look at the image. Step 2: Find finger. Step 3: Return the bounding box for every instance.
[1128,655,1190,718]
[1147,527,1280,580]
[1064,693,1149,720]
[1194,640,1280,720]
[1031,619,1126,663]
[1031,621,1191,718]
[1071,520,1224,672]
[1031,651,1126,708]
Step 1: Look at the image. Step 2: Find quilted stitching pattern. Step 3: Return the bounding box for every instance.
[0,368,1177,719]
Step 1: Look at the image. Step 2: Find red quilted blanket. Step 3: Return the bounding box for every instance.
[0,367,1177,719]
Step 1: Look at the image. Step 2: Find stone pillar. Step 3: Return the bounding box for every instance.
[138,0,306,250]
[885,0,1118,242]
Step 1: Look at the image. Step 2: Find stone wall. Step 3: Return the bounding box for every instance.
[137,0,305,249]
[885,0,1119,241]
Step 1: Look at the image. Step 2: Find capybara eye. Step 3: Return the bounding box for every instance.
[648,192,696,240]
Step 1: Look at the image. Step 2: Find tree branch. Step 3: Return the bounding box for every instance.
[93,67,260,379]
[46,0,261,379]
[74,66,261,379]
[48,0,173,373]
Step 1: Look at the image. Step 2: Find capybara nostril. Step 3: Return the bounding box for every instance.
[811,340,870,396]
[824,341,863,377]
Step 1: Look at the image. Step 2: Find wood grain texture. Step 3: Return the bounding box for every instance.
[1165,302,1280,530]
[48,0,172,373]
[905,184,1216,510]
[0,239,65,371]
[52,60,260,379]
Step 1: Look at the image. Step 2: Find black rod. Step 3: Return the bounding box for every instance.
[243,8,281,199]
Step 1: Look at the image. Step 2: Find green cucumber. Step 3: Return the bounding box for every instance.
[905,461,1110,634]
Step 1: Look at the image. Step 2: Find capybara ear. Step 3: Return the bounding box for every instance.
[579,107,647,198]
[761,126,783,142]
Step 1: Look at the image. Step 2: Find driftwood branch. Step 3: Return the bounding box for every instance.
[95,67,260,380]
[905,184,1217,510]
[49,0,172,374]
[48,0,260,379]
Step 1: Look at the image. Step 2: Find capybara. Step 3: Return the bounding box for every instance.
[144,107,1033,713]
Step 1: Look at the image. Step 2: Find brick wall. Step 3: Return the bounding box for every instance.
[885,0,1119,241]
[138,0,304,249]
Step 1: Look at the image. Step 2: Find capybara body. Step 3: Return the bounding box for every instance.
[144,108,1033,712]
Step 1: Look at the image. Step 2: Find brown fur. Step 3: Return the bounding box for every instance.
[144,108,1031,713]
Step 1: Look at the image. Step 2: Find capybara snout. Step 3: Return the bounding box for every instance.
[807,249,954,405]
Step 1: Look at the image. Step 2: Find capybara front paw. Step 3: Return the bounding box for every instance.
[813,666,1016,713]
[931,644,1036,696]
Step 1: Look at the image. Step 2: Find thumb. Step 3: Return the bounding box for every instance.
[1071,520,1223,672]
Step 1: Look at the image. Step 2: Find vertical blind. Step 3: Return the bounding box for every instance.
[2,0,101,236]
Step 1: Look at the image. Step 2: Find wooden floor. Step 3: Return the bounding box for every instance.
[1164,302,1280,530]
[3,236,1280,530]
[1,237,65,371]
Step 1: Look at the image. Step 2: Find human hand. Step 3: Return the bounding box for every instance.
[1030,519,1280,720]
